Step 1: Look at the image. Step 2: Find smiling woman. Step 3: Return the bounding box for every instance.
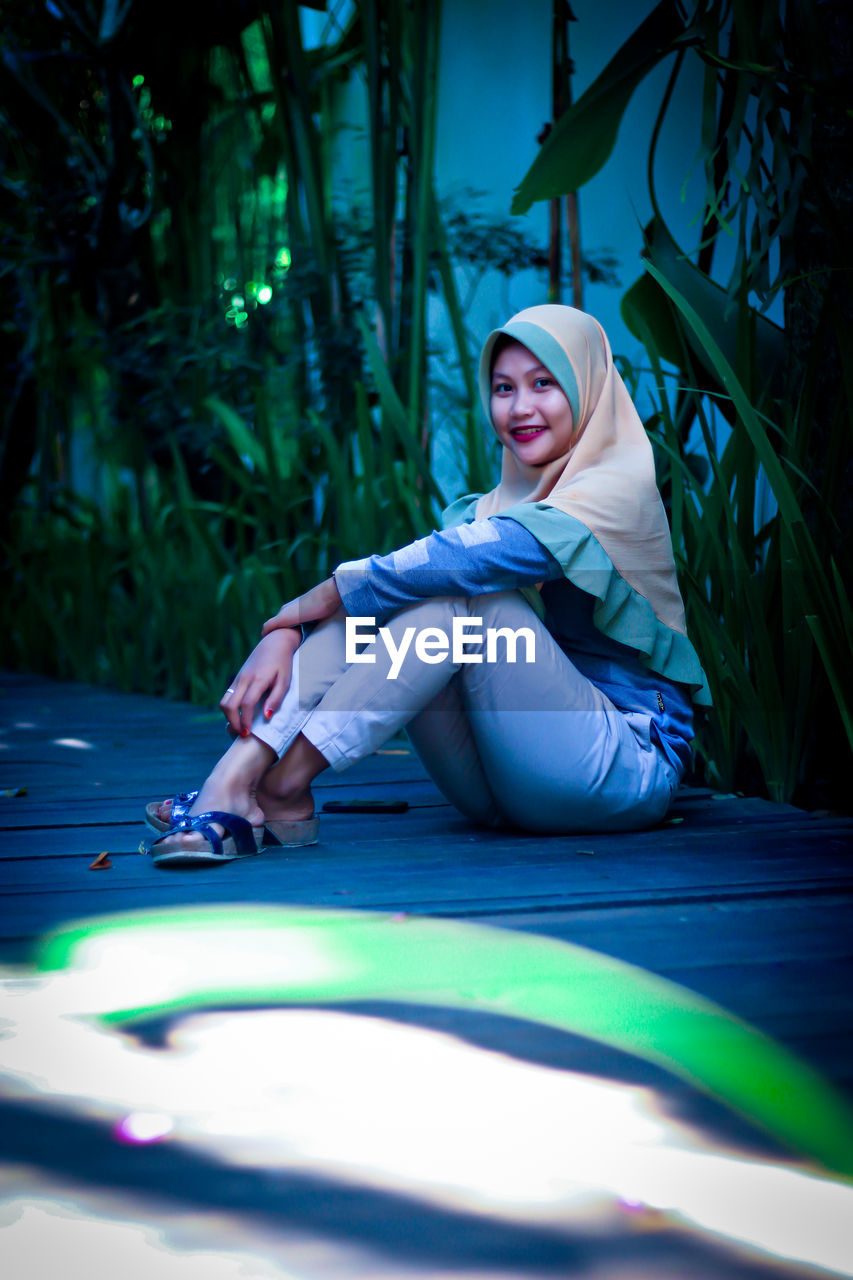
[489,339,576,467]
[145,305,709,866]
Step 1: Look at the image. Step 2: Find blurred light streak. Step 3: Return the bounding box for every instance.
[22,920,344,1018]
[33,905,853,1185]
[0,1188,304,1280]
[51,738,94,750]
[2,973,852,1277]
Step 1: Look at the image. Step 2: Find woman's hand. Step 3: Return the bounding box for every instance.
[261,576,342,636]
[219,627,302,736]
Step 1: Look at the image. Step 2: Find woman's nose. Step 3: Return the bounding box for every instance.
[510,388,533,417]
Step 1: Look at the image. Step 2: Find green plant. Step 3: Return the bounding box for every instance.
[2,361,457,703]
[511,0,852,806]
[3,0,629,703]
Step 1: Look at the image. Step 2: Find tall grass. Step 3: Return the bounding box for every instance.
[630,281,852,802]
[3,369,453,704]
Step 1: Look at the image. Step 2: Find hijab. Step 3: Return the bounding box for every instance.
[475,304,689,637]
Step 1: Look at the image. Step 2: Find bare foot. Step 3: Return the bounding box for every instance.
[255,776,315,824]
[150,735,274,859]
[255,733,329,824]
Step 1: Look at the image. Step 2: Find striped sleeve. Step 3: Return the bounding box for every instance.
[334,518,560,621]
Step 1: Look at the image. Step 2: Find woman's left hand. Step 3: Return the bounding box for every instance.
[262,576,343,636]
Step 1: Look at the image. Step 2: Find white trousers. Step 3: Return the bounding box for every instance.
[251,592,678,834]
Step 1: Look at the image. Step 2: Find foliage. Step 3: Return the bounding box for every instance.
[1,0,627,705]
[512,0,852,806]
[627,279,851,802]
[4,377,447,704]
[0,1,453,526]
[0,2,445,696]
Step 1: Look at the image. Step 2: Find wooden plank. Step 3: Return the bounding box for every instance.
[3,673,853,1076]
[3,670,853,1280]
[0,780,447,831]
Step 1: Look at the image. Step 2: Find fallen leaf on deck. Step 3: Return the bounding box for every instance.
[89,851,112,870]
[666,816,684,825]
[1,787,26,798]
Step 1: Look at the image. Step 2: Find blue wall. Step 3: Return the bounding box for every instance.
[434,0,703,377]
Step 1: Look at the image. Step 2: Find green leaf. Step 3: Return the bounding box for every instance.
[355,311,442,503]
[621,270,684,370]
[804,613,853,753]
[511,0,686,215]
[204,396,267,473]
[643,259,797,533]
[41,905,853,1179]
[624,217,785,393]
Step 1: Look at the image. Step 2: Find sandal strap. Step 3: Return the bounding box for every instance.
[169,809,257,859]
[170,790,199,825]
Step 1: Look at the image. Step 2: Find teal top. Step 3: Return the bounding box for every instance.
[442,494,711,707]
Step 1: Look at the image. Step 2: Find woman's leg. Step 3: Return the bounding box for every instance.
[404,678,504,827]
[254,599,500,819]
[148,612,349,854]
[156,590,675,851]
[154,599,494,853]
[446,591,677,833]
[259,591,675,833]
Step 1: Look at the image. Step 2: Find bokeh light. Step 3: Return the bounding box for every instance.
[114,1111,174,1144]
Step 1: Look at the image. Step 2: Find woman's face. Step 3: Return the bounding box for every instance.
[489,341,575,467]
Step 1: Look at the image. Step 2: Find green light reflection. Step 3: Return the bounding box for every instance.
[36,904,853,1181]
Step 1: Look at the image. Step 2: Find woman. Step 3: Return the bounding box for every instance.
[147,305,709,865]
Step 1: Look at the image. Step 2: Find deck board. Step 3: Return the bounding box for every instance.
[1,669,852,1279]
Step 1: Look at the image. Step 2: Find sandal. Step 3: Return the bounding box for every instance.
[145,792,319,848]
[264,816,320,848]
[145,790,199,834]
[148,810,264,867]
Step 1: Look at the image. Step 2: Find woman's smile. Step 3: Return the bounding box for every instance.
[490,341,575,466]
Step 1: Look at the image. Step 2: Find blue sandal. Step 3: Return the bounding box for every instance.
[145,793,319,848]
[149,810,263,867]
[144,790,199,834]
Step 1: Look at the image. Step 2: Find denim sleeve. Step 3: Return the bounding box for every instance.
[334,517,562,621]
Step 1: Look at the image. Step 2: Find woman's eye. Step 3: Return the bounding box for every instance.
[534,377,554,389]
[492,382,511,394]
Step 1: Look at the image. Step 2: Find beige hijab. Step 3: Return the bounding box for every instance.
[476,304,688,636]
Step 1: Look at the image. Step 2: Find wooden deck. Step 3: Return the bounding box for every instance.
[1,668,852,1279]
